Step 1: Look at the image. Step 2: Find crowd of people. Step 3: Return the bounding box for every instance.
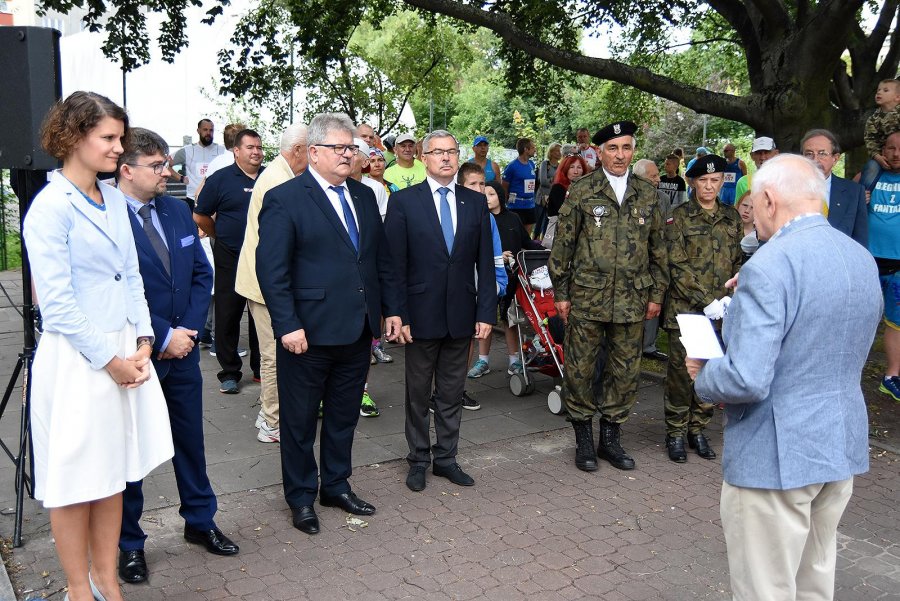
[18,79,899,600]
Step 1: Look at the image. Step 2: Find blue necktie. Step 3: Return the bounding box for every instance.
[438,187,454,253]
[331,185,359,252]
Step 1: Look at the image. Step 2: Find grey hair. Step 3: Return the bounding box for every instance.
[599,136,637,152]
[632,158,656,178]
[279,123,308,152]
[307,113,355,146]
[800,128,841,154]
[422,130,458,153]
[751,154,826,211]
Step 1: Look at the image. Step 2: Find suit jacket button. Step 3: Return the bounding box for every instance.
[358,288,364,292]
[114,274,122,281]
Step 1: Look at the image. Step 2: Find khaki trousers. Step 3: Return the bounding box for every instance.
[720,477,853,601]
[248,300,279,427]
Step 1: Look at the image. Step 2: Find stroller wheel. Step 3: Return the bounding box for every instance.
[547,386,565,415]
[509,373,530,397]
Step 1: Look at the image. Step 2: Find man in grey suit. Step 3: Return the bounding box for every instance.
[801,128,868,246]
[687,154,882,601]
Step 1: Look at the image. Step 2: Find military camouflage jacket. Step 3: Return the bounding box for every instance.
[662,199,743,330]
[865,107,900,158]
[548,169,668,323]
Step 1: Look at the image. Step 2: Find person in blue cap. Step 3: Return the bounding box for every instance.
[468,135,501,183]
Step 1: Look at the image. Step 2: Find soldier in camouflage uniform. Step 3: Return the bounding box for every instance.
[662,154,743,463]
[549,121,668,473]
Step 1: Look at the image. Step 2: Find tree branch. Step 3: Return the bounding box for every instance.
[796,0,867,69]
[745,0,792,35]
[402,0,759,128]
[877,7,900,82]
[704,0,763,87]
[832,60,858,111]
[381,56,442,134]
[865,0,899,56]
[659,36,740,51]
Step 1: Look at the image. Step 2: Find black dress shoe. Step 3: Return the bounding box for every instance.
[407,466,427,491]
[118,549,148,584]
[688,432,717,459]
[291,505,320,534]
[666,435,687,463]
[433,463,475,486]
[320,491,376,516]
[183,525,240,555]
[643,350,668,361]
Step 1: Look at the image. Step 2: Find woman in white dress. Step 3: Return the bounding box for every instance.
[23,92,174,601]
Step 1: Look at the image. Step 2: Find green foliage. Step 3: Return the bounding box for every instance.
[217,5,472,133]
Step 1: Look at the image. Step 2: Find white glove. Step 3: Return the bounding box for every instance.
[720,296,732,314]
[703,299,725,320]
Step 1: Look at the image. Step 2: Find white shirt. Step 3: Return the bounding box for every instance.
[361,176,389,222]
[824,174,833,208]
[426,176,458,234]
[206,151,235,179]
[308,166,359,233]
[172,142,224,199]
[604,168,630,205]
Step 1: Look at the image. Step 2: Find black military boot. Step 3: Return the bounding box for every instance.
[687,432,717,459]
[572,421,598,472]
[597,420,635,470]
[665,435,687,463]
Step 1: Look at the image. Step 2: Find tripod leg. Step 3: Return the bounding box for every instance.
[13,354,32,548]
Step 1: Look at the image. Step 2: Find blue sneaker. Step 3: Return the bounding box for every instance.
[219,379,239,394]
[880,375,900,402]
[507,360,523,375]
[467,359,490,378]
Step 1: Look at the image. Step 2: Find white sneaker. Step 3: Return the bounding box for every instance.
[257,421,280,443]
[255,408,265,429]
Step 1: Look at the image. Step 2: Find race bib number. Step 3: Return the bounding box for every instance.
[524,178,536,193]
[199,163,210,177]
[723,172,737,184]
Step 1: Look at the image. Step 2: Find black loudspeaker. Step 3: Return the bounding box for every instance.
[0,27,62,170]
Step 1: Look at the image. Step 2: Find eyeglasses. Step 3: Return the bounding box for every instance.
[127,161,170,175]
[802,151,836,159]
[423,149,460,157]
[314,143,359,155]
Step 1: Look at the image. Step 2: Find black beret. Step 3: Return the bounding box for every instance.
[592,121,638,146]
[685,154,728,179]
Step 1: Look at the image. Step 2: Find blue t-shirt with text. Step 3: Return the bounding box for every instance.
[869,171,900,259]
[502,159,536,210]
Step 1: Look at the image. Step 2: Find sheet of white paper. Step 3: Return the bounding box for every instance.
[677,313,724,359]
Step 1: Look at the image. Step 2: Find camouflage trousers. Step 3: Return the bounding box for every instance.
[563,314,643,423]
[664,329,715,436]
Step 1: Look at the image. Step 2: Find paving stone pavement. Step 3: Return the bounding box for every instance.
[0,269,896,600]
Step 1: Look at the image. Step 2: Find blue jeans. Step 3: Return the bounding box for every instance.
[860,159,883,191]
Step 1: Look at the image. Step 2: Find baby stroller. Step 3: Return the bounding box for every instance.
[507,250,567,414]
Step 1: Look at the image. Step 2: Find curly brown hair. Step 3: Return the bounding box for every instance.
[40,91,129,160]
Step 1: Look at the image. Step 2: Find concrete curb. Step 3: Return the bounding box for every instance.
[0,550,18,601]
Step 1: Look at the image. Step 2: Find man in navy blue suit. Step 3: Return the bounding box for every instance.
[801,129,868,247]
[256,113,404,535]
[116,129,238,584]
[384,130,497,493]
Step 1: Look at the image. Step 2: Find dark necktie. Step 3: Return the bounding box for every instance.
[331,185,359,252]
[438,187,454,253]
[137,203,170,276]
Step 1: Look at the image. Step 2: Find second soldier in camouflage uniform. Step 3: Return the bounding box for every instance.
[663,154,743,463]
[549,121,668,472]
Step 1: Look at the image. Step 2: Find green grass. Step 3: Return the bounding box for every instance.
[3,232,21,270]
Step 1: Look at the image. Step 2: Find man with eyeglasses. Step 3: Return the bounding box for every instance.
[256,113,404,535]
[116,128,237,585]
[800,129,868,247]
[194,129,264,395]
[385,130,497,493]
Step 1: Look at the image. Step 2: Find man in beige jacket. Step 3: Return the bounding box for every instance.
[236,123,309,442]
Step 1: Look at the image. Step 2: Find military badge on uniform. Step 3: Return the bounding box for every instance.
[592,205,608,227]
[706,161,715,173]
[613,123,621,135]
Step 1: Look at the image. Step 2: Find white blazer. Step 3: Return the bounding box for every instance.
[23,171,153,370]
